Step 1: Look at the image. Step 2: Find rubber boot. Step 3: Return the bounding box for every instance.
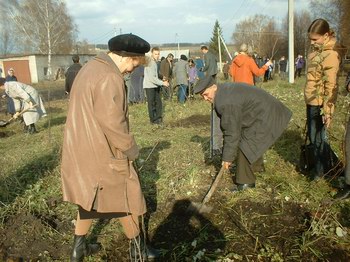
[28,123,37,134]
[70,235,100,262]
[130,234,161,261]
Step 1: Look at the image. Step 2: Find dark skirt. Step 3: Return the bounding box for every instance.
[78,205,129,220]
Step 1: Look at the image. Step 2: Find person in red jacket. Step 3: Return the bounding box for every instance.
[230,44,272,85]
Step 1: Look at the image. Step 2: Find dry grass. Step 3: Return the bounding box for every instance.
[0,74,350,261]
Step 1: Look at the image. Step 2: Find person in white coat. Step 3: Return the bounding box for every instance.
[0,78,46,133]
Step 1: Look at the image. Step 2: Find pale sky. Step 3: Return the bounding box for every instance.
[65,0,310,45]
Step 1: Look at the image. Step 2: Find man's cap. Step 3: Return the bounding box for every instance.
[0,77,6,86]
[193,75,216,94]
[108,33,150,57]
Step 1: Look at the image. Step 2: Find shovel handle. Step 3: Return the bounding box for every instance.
[6,104,38,123]
[201,165,226,205]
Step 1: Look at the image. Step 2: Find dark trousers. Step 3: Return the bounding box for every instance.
[307,105,326,176]
[145,87,162,123]
[295,68,302,78]
[236,149,264,184]
[212,107,223,151]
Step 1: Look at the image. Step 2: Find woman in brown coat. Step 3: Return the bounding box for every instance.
[304,18,340,180]
[60,34,159,261]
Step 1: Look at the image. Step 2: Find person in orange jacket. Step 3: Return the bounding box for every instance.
[229,44,272,85]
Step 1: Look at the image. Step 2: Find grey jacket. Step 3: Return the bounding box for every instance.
[173,59,189,86]
[203,51,218,76]
[143,58,163,89]
[214,83,292,163]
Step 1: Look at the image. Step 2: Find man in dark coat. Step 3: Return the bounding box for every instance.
[200,45,218,78]
[159,53,174,100]
[65,54,82,95]
[279,56,288,81]
[200,45,221,157]
[194,76,292,191]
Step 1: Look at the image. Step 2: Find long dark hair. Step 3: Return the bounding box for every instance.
[308,18,331,35]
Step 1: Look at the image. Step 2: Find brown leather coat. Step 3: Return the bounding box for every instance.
[61,52,146,214]
[304,37,340,116]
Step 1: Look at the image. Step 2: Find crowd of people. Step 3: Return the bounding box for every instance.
[0,17,349,260]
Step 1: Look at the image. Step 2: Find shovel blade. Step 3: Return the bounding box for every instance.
[0,120,9,127]
[186,202,213,214]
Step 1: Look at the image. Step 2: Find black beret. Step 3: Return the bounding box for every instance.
[0,77,6,86]
[193,75,216,94]
[108,33,150,57]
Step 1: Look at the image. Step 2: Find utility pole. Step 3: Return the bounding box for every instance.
[177,34,180,56]
[175,33,180,58]
[288,0,295,83]
[219,34,232,61]
[218,27,222,73]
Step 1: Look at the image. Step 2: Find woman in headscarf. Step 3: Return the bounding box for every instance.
[0,78,46,133]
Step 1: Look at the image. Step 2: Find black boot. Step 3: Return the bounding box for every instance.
[130,235,161,261]
[23,124,29,133]
[70,235,100,262]
[28,123,37,134]
[334,185,350,200]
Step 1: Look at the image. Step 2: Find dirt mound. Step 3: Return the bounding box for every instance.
[0,212,71,261]
[221,199,349,261]
[168,114,209,128]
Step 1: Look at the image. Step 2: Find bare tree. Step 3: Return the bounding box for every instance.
[281,10,312,59]
[340,1,350,49]
[75,40,95,55]
[259,19,280,59]
[0,0,20,56]
[9,0,76,78]
[232,15,280,58]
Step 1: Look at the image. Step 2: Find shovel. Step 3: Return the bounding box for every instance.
[187,165,226,214]
[0,104,38,127]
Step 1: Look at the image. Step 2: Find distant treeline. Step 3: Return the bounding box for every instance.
[160,43,208,47]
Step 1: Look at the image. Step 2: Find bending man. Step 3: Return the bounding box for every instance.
[194,76,292,191]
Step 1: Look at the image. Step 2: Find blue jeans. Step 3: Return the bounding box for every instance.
[177,84,187,104]
[306,105,326,176]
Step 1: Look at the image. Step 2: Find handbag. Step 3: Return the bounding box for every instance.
[299,143,315,173]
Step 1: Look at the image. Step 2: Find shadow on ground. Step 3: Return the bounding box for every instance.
[151,199,226,261]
